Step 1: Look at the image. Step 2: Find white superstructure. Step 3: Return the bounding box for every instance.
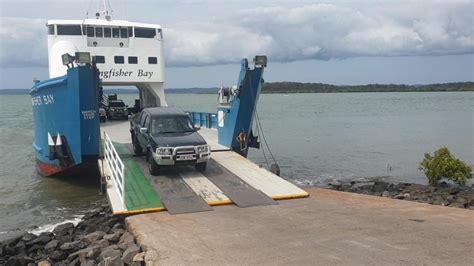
[47,15,167,107]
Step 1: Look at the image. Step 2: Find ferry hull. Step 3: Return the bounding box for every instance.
[30,65,101,177]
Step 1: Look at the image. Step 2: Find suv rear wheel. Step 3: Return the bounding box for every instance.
[148,151,160,175]
[132,135,143,156]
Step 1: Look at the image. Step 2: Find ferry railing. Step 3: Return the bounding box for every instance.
[103,132,125,205]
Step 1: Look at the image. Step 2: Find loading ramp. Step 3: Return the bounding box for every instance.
[99,121,308,215]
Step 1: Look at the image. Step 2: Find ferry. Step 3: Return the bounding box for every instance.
[30,3,264,176]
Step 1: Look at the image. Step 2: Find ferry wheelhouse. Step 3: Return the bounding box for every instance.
[47,17,166,107]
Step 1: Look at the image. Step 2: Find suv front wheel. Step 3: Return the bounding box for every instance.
[148,151,160,175]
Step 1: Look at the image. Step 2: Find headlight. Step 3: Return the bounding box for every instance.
[196,145,210,153]
[156,147,173,155]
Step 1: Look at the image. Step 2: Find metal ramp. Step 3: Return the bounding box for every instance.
[99,121,309,215]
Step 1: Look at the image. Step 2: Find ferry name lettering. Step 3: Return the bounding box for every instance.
[138,70,153,79]
[31,94,54,106]
[99,69,154,79]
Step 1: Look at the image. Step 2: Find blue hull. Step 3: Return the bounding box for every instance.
[30,66,100,176]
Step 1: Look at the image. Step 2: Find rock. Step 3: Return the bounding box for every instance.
[373,181,389,192]
[68,245,102,262]
[119,232,134,245]
[5,256,21,266]
[55,235,73,245]
[60,240,85,251]
[44,239,59,250]
[14,241,26,253]
[112,223,125,230]
[53,222,75,236]
[352,181,375,189]
[102,244,120,253]
[81,260,96,266]
[381,191,390,198]
[122,244,140,264]
[81,231,106,244]
[394,194,406,199]
[37,260,51,266]
[30,232,53,245]
[103,231,123,243]
[17,255,34,265]
[437,181,449,188]
[50,250,67,261]
[95,239,110,248]
[133,252,146,262]
[27,244,43,254]
[20,233,37,243]
[0,231,26,247]
[99,256,124,266]
[98,249,122,261]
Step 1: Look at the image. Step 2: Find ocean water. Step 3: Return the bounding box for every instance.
[0,92,473,232]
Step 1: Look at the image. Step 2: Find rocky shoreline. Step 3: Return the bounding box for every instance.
[0,204,148,265]
[327,178,474,209]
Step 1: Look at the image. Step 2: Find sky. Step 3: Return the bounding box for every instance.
[0,0,473,89]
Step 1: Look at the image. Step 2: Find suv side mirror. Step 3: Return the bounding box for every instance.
[194,125,201,131]
[139,127,148,134]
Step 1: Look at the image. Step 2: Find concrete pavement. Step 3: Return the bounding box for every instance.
[126,188,474,265]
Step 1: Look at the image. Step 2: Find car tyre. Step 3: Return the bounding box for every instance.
[195,162,207,172]
[148,151,160,175]
[132,136,143,156]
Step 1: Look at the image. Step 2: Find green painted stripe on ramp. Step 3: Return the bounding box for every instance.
[112,142,164,211]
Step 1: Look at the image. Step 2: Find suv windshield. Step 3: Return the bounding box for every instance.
[151,116,195,134]
[109,101,125,107]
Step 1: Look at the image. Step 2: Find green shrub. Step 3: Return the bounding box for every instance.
[418,147,472,186]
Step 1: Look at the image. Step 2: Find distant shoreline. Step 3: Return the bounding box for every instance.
[1,81,472,95]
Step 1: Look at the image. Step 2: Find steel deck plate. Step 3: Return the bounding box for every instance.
[205,159,277,207]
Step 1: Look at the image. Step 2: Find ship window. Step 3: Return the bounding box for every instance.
[95,27,103,37]
[104,27,111,38]
[86,27,95,37]
[128,27,133,37]
[128,56,138,64]
[112,28,119,38]
[57,25,82,35]
[120,28,128,38]
[157,28,163,39]
[48,25,55,35]
[114,56,124,64]
[94,56,105,64]
[135,28,156,38]
[148,57,157,64]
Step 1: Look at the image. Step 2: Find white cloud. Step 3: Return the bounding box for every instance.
[0,1,473,68]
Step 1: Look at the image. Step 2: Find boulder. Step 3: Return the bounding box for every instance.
[121,244,140,265]
[381,191,390,198]
[119,232,134,245]
[53,223,74,236]
[133,252,146,262]
[103,231,123,243]
[37,260,51,266]
[5,256,21,266]
[30,232,53,245]
[44,240,59,250]
[99,256,124,266]
[95,239,110,248]
[55,235,73,246]
[49,250,67,261]
[60,240,85,251]
[98,249,122,261]
[81,231,106,244]
[14,241,26,254]
[68,245,102,262]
